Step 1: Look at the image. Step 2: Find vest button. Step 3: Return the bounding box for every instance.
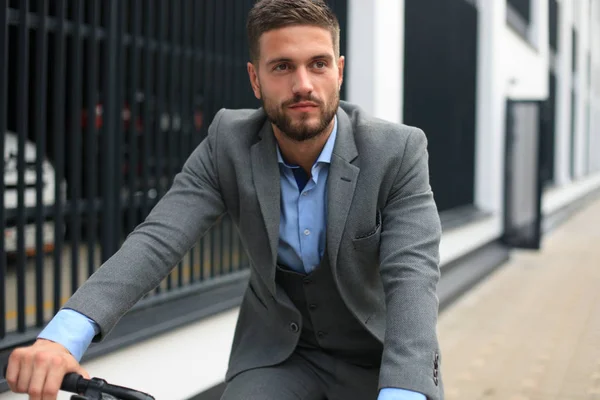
[289,322,299,333]
[309,304,317,311]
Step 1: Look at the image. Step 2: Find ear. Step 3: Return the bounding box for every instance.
[337,55,345,90]
[247,62,262,99]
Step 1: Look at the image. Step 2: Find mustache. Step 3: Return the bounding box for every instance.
[282,95,322,108]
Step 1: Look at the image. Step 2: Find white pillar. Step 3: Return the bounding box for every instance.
[474,0,507,214]
[347,0,403,124]
[554,0,574,185]
[574,0,590,178]
[590,1,600,173]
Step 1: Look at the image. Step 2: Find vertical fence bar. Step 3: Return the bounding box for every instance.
[194,0,205,149]
[155,0,167,202]
[34,0,48,327]
[153,0,167,293]
[204,0,216,278]
[52,0,66,314]
[200,236,206,281]
[202,0,214,141]
[186,0,195,284]
[214,0,224,109]
[86,0,99,279]
[141,0,153,220]
[126,0,141,235]
[229,219,234,273]
[114,1,126,245]
[69,0,83,294]
[100,0,120,262]
[223,0,233,108]
[168,0,178,185]
[216,0,225,276]
[166,0,179,291]
[16,0,30,332]
[223,0,234,276]
[175,0,185,288]
[233,0,243,110]
[0,0,8,338]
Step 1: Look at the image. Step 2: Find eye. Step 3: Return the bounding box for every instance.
[313,61,327,69]
[274,63,289,72]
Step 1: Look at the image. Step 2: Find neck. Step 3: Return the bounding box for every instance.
[274,119,335,176]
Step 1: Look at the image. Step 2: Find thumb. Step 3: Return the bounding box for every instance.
[75,365,91,380]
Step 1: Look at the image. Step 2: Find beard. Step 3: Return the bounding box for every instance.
[261,89,339,142]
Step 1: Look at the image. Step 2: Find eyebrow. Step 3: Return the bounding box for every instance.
[266,54,334,66]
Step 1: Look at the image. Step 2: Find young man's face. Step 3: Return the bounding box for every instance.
[248,25,345,142]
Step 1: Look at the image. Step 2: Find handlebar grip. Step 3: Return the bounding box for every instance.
[60,372,84,393]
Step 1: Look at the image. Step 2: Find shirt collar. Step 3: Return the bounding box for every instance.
[276,115,338,167]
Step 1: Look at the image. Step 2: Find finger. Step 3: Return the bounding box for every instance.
[42,363,65,400]
[77,366,91,380]
[27,360,48,400]
[5,353,22,392]
[15,354,34,393]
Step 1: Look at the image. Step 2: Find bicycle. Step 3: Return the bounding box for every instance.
[3,365,155,400]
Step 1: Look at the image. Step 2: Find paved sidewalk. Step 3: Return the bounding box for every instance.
[438,197,600,400]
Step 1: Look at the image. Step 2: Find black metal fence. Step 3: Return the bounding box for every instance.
[0,0,347,350]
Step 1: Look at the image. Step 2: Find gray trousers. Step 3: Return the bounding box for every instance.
[221,345,380,400]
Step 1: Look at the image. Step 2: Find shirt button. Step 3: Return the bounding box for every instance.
[304,229,310,236]
[302,191,309,196]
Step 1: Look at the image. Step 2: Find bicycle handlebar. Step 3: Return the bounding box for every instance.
[3,365,155,400]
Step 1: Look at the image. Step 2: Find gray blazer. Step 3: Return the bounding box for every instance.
[64,101,444,399]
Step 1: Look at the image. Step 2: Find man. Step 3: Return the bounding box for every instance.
[5,0,443,399]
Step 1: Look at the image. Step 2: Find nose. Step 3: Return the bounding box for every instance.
[292,67,314,97]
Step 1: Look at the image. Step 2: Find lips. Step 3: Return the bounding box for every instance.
[288,102,319,111]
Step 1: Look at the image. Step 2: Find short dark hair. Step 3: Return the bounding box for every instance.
[247,0,341,64]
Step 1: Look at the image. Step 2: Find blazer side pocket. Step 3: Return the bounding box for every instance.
[352,209,382,252]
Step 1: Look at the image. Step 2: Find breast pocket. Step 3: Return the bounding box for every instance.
[352,209,381,253]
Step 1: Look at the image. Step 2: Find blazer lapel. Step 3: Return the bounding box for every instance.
[251,119,281,283]
[327,108,359,273]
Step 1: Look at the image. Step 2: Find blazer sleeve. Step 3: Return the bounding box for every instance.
[377,127,443,400]
[62,109,229,341]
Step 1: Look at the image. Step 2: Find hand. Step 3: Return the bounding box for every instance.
[5,338,90,400]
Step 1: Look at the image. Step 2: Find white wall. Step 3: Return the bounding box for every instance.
[474,0,507,217]
[555,0,574,185]
[347,0,404,124]
[573,0,591,178]
[588,0,600,173]
[503,3,550,100]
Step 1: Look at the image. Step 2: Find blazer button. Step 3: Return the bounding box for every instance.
[317,331,326,338]
[303,277,312,284]
[309,304,317,311]
[290,322,299,333]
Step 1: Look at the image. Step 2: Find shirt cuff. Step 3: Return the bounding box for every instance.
[378,387,427,400]
[37,309,100,362]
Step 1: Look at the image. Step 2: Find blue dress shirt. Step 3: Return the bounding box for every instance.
[38,115,425,399]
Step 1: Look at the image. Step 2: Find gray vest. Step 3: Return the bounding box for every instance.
[275,253,383,368]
